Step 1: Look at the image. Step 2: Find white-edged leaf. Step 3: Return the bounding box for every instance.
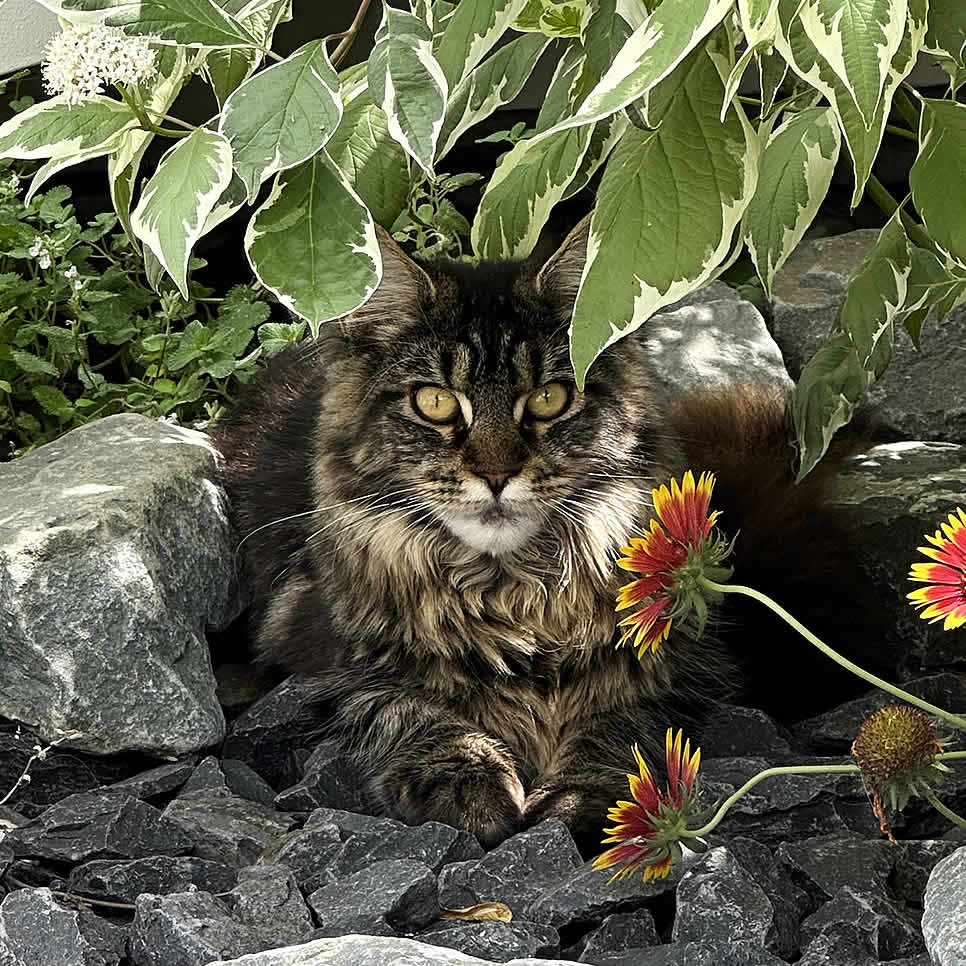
[131,128,233,298]
[796,0,907,127]
[206,47,262,107]
[438,32,550,160]
[326,94,410,228]
[245,153,381,329]
[757,46,788,116]
[201,169,249,235]
[923,0,966,93]
[368,6,447,176]
[0,95,137,160]
[569,32,758,386]
[111,0,259,46]
[514,0,587,37]
[561,110,628,200]
[434,0,530,87]
[583,0,631,78]
[738,0,780,44]
[471,125,593,260]
[744,106,840,296]
[535,41,590,131]
[26,146,119,204]
[910,98,966,267]
[220,39,342,202]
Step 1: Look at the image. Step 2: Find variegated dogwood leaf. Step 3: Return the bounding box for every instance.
[0,95,137,160]
[738,0,780,44]
[569,32,758,386]
[923,0,966,93]
[910,98,966,267]
[245,153,381,329]
[131,128,233,299]
[438,32,550,160]
[220,39,342,202]
[471,125,593,260]
[434,0,531,87]
[513,0,586,37]
[744,106,840,297]
[561,110,628,200]
[535,41,591,131]
[368,6,447,177]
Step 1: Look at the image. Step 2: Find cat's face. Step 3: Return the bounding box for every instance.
[313,223,657,558]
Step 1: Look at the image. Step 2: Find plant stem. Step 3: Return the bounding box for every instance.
[118,86,191,138]
[895,86,922,131]
[329,0,373,69]
[923,789,966,829]
[885,123,918,142]
[688,764,860,838]
[140,106,197,132]
[699,578,966,732]
[263,49,284,63]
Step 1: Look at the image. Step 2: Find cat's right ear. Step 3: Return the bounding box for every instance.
[534,214,590,318]
[340,225,435,337]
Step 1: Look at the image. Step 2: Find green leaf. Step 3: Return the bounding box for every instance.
[325,95,410,227]
[561,111,628,200]
[206,46,262,108]
[744,106,840,297]
[10,349,59,377]
[582,0,631,79]
[220,39,343,201]
[535,41,591,132]
[471,125,593,259]
[569,32,758,386]
[738,0,780,44]
[245,153,381,329]
[514,0,587,37]
[368,6,448,176]
[438,32,550,160]
[910,98,966,267]
[924,0,966,93]
[257,320,305,356]
[32,384,73,419]
[434,0,530,87]
[131,128,234,299]
[0,96,137,161]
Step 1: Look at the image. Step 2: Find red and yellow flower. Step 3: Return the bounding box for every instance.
[616,471,732,656]
[908,507,966,631]
[593,729,705,882]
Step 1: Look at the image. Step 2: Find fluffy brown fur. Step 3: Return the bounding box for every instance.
[214,218,878,853]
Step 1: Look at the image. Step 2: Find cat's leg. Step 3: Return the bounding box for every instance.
[356,694,525,847]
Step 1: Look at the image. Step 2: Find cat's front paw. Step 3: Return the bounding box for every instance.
[390,736,525,848]
[523,785,610,857]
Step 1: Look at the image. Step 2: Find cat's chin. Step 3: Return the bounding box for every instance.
[442,510,541,557]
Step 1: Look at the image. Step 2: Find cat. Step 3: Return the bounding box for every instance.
[214,217,883,852]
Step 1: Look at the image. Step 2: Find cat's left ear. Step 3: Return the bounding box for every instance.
[534,214,591,315]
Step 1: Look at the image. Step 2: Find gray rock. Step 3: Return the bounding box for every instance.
[68,855,238,903]
[306,858,439,936]
[574,909,660,962]
[0,887,126,965]
[699,706,793,759]
[893,839,963,903]
[130,891,263,966]
[777,833,894,900]
[796,920,877,966]
[828,444,966,670]
[438,820,582,919]
[221,760,278,807]
[800,886,924,960]
[922,845,966,966]
[771,229,966,443]
[274,742,370,812]
[230,864,315,949]
[265,821,345,894]
[644,285,792,403]
[107,758,198,800]
[2,789,193,863]
[671,846,774,946]
[222,676,321,789]
[164,788,297,868]
[588,940,787,965]
[0,414,240,755]
[181,755,230,795]
[418,920,559,961]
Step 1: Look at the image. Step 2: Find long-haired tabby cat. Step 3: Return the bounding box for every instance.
[215,218,883,852]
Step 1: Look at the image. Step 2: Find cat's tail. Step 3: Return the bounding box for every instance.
[669,384,888,721]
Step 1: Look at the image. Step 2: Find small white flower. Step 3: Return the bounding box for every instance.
[42,24,158,106]
[64,264,78,279]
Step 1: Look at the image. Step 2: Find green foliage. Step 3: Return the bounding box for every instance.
[2,0,966,474]
[0,160,294,457]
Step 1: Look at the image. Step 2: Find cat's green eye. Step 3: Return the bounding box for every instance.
[526,382,569,421]
[414,385,461,423]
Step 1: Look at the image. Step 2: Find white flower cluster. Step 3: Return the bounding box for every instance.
[42,24,158,105]
[28,237,53,270]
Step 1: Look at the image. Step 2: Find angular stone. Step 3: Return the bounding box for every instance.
[274,741,369,812]
[698,705,792,759]
[587,940,787,965]
[107,758,198,800]
[130,891,263,966]
[771,229,966,444]
[777,833,894,900]
[222,676,321,788]
[221,760,278,807]
[796,920,877,966]
[573,909,660,962]
[893,839,963,903]
[3,789,193,863]
[0,415,240,755]
[800,886,924,961]
[418,920,560,961]
[923,845,966,966]
[265,821,345,894]
[68,855,238,903]
[0,887,127,965]
[182,756,230,795]
[672,846,774,946]
[438,821,582,919]
[230,864,314,949]
[164,788,296,868]
[306,859,439,937]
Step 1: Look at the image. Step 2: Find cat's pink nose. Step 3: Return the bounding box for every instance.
[472,466,521,495]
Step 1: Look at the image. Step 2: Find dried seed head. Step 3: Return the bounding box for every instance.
[851,705,940,782]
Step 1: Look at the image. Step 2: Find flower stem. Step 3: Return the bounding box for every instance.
[699,578,966,732]
[922,789,966,829]
[329,0,373,69]
[688,764,860,839]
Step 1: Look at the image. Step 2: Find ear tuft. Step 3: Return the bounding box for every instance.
[374,224,436,300]
[535,214,591,315]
